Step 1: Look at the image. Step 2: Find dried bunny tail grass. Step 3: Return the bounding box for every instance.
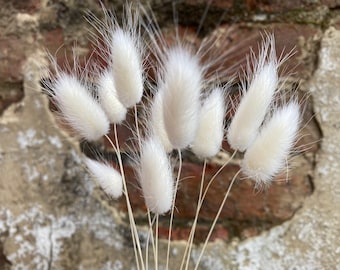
[161,46,202,149]
[137,136,174,215]
[149,89,173,153]
[110,27,144,108]
[51,72,110,141]
[241,101,300,189]
[97,69,127,124]
[191,86,227,158]
[87,4,144,108]
[227,34,278,152]
[84,158,123,199]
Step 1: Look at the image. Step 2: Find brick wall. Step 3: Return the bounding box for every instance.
[1,0,335,268]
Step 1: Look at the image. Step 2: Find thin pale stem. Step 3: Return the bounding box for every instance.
[146,210,157,270]
[105,128,145,270]
[201,150,237,206]
[104,134,140,270]
[194,169,241,270]
[155,214,159,270]
[134,104,142,150]
[166,149,182,270]
[180,150,237,269]
[180,160,207,270]
[145,226,149,270]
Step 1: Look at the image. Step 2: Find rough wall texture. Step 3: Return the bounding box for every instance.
[0,0,338,269]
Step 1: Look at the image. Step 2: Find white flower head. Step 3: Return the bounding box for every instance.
[241,102,300,188]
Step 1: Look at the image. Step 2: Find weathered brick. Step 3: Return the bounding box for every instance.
[203,23,320,80]
[114,153,313,241]
[243,0,319,12]
[79,21,320,242]
[0,82,24,115]
[41,27,91,68]
[158,224,229,242]
[319,0,340,8]
[145,22,319,83]
[12,0,41,14]
[184,0,233,9]
[0,36,27,82]
[41,28,65,56]
[38,1,320,244]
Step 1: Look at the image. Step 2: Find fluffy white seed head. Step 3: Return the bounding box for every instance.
[241,102,300,188]
[227,41,278,152]
[84,158,123,199]
[161,46,202,149]
[97,70,127,124]
[138,137,174,214]
[110,28,143,108]
[192,87,226,158]
[53,73,110,141]
[150,90,173,153]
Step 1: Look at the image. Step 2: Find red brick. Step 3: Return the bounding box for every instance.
[244,0,318,12]
[41,28,91,69]
[102,110,138,153]
[319,0,339,8]
[0,82,24,115]
[203,23,319,81]
[111,153,313,242]
[157,224,229,242]
[0,36,27,82]
[185,0,233,9]
[42,28,65,56]
[148,23,319,82]
[14,0,41,13]
[117,158,312,221]
[295,93,321,154]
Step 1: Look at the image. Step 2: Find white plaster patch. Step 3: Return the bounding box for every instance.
[1,200,126,267]
[83,173,95,195]
[17,128,44,149]
[101,260,123,270]
[48,135,63,149]
[0,207,76,269]
[191,242,230,270]
[84,210,123,250]
[252,14,267,21]
[172,247,178,256]
[22,162,40,182]
[34,98,42,109]
[70,149,82,164]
